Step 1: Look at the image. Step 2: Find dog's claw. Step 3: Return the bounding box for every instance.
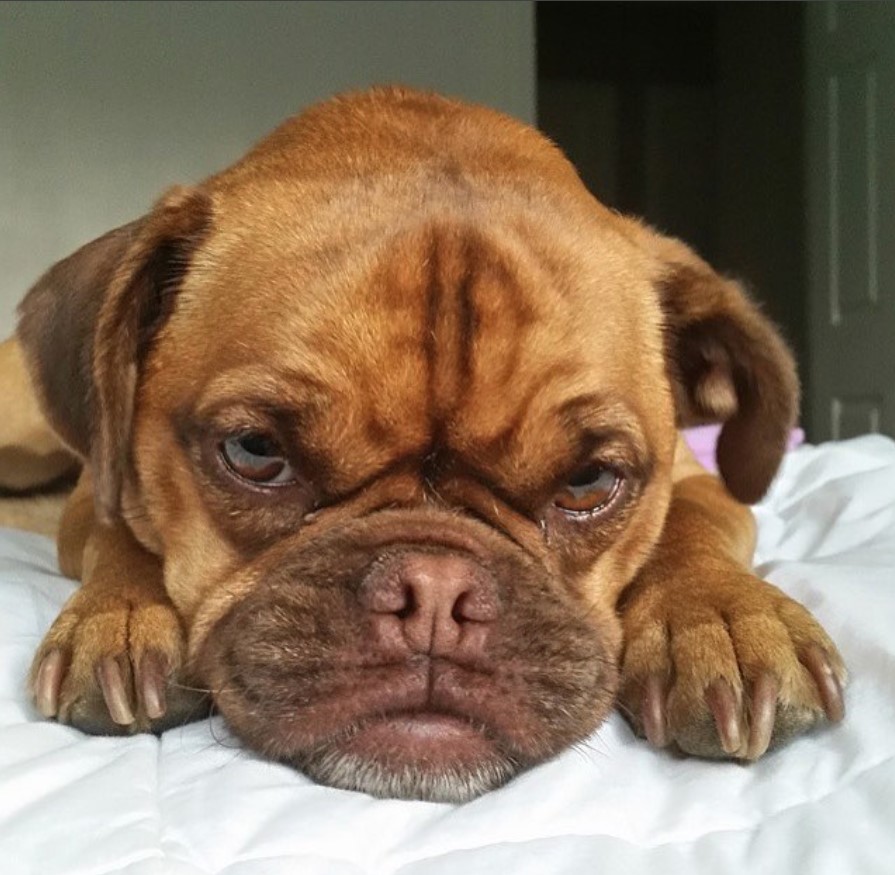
[95,655,135,725]
[138,650,169,720]
[35,649,65,718]
[801,644,845,723]
[746,672,779,759]
[705,678,741,755]
[641,674,668,747]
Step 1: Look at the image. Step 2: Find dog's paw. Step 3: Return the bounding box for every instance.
[618,569,846,760]
[29,587,209,734]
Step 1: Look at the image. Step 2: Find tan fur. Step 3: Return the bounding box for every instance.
[0,490,66,536]
[28,471,206,732]
[2,87,844,801]
[0,337,76,492]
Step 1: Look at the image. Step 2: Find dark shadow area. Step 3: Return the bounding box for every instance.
[537,1,808,410]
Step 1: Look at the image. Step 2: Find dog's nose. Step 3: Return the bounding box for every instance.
[360,552,499,658]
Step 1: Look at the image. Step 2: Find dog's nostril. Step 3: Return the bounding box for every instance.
[395,585,416,621]
[451,587,499,624]
[451,590,479,624]
[451,595,466,624]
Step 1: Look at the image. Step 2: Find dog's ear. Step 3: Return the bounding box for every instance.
[17,186,211,522]
[622,221,798,504]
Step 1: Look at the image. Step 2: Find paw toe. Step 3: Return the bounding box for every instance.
[800,644,846,723]
[30,597,207,735]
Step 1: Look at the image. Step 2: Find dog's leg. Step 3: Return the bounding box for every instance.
[617,436,846,760]
[29,471,209,733]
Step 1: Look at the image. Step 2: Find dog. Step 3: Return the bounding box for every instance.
[5,86,845,803]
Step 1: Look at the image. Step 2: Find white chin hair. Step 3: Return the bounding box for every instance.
[298,749,522,803]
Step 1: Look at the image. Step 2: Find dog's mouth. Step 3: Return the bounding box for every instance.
[212,653,547,801]
[268,669,535,803]
[191,514,618,802]
[205,639,611,803]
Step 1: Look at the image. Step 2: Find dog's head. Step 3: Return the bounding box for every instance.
[17,87,797,801]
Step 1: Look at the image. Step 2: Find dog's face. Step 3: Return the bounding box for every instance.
[134,195,677,802]
[18,88,797,801]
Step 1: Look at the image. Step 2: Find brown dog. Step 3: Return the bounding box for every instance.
[8,87,845,802]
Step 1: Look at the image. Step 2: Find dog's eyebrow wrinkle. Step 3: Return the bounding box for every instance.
[423,231,441,437]
[558,393,650,458]
[190,365,329,417]
[423,225,535,439]
[455,239,478,390]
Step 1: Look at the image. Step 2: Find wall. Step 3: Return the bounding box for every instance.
[0,0,534,335]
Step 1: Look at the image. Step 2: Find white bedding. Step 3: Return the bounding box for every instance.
[1,436,893,875]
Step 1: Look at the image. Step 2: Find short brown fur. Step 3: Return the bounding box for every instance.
[2,87,844,802]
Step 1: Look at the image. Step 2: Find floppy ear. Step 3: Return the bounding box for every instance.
[624,221,798,504]
[17,186,211,522]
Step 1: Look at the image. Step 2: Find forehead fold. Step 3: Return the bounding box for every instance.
[162,205,666,481]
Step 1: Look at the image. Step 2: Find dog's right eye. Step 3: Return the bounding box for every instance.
[220,433,295,485]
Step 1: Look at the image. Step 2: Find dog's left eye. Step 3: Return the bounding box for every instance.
[220,433,295,485]
[553,464,621,514]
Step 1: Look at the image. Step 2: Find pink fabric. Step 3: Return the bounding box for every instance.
[682,425,805,474]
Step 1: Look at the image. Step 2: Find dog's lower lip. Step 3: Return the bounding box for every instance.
[341,711,496,762]
[374,711,476,738]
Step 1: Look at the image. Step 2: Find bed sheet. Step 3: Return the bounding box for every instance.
[1,436,893,875]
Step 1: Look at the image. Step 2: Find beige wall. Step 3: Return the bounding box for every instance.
[0,0,534,335]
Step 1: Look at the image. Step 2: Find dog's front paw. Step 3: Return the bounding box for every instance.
[618,568,847,760]
[29,587,209,734]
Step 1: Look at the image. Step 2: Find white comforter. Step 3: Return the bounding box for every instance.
[1,436,893,875]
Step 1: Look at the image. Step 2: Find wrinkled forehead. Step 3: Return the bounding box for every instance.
[172,181,659,366]
[152,188,673,483]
